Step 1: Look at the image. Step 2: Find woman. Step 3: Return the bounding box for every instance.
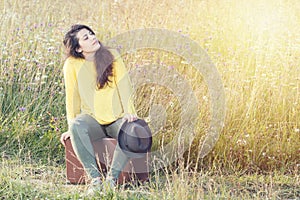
[60,24,140,192]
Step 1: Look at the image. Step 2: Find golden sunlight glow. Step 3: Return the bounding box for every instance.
[233,1,291,39]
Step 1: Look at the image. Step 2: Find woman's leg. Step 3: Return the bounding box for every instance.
[70,114,107,179]
[104,119,130,180]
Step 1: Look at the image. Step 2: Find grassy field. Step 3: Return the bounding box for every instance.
[1,157,299,199]
[0,0,299,199]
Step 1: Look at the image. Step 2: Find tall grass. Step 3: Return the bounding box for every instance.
[0,0,299,199]
[1,156,299,199]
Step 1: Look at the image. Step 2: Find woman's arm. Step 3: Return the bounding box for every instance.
[63,58,81,128]
[112,50,137,116]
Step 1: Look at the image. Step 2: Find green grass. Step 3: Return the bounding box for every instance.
[1,157,299,199]
[0,0,299,199]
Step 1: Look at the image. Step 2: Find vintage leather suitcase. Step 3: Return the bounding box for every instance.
[65,137,150,184]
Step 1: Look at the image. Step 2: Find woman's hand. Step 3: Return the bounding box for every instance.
[123,113,138,123]
[60,132,71,146]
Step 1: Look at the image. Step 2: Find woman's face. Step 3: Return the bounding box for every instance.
[76,28,101,56]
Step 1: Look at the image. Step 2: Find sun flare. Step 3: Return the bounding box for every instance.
[233,1,292,39]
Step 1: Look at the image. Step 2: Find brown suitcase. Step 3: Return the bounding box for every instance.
[65,137,150,184]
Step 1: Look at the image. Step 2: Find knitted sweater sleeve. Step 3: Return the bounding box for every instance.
[63,58,81,128]
[112,49,136,115]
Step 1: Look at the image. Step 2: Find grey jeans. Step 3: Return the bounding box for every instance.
[69,114,129,180]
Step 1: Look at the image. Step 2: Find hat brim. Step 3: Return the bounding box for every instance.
[118,119,152,158]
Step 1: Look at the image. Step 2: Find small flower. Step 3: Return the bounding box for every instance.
[41,75,48,79]
[168,65,174,70]
[19,107,26,112]
[236,139,247,145]
[117,45,123,50]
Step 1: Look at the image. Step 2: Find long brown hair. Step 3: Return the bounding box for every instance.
[94,46,114,89]
[63,24,114,89]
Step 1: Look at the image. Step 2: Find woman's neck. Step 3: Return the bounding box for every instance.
[83,52,95,62]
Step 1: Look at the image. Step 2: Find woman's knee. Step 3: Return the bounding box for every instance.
[69,117,89,137]
[69,114,107,141]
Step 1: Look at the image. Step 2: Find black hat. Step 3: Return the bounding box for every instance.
[118,119,152,158]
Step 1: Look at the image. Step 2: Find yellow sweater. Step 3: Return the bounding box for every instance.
[63,49,136,126]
